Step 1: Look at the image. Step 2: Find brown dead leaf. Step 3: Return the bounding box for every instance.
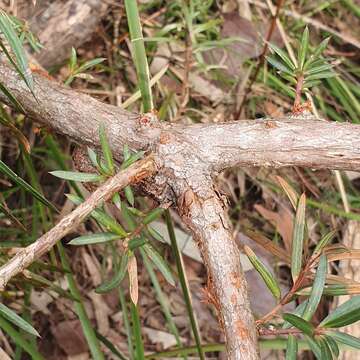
[52,320,88,356]
[254,204,293,251]
[88,291,111,335]
[128,254,138,305]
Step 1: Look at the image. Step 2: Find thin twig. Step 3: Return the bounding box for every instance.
[0,156,157,290]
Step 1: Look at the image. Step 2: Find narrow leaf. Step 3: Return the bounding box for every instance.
[266,56,293,74]
[305,335,321,359]
[282,313,314,336]
[87,147,99,170]
[143,207,165,225]
[244,245,281,300]
[324,335,339,357]
[99,123,114,175]
[302,255,327,320]
[50,170,103,182]
[319,336,333,360]
[0,303,39,337]
[128,253,139,305]
[283,300,309,329]
[124,185,134,206]
[276,176,299,210]
[328,330,360,349]
[0,159,56,211]
[291,193,306,282]
[0,10,33,90]
[91,209,128,237]
[69,232,120,245]
[286,335,298,360]
[312,230,336,257]
[96,252,129,293]
[298,26,309,70]
[306,71,336,81]
[320,296,360,328]
[268,42,296,70]
[143,243,175,286]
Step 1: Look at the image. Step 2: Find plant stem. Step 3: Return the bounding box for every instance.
[164,210,205,360]
[124,0,153,112]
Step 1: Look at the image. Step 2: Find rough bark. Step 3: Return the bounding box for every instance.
[178,187,258,359]
[0,63,359,172]
[0,156,157,290]
[27,0,110,68]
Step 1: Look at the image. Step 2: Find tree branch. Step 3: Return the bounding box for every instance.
[177,186,258,359]
[1,63,359,173]
[0,156,157,290]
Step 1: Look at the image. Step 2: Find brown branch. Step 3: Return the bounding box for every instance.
[177,186,258,359]
[1,63,360,173]
[0,156,157,290]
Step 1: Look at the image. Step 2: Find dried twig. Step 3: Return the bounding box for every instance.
[0,156,157,290]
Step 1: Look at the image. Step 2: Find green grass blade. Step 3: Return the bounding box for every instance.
[141,248,186,357]
[0,303,39,337]
[0,159,57,212]
[130,303,145,359]
[165,210,205,360]
[124,0,153,112]
[0,316,44,360]
[286,335,298,360]
[57,243,105,360]
[0,10,33,90]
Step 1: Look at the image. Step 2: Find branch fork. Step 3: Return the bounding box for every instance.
[0,62,360,359]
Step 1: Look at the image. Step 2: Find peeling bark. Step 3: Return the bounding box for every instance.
[178,187,259,359]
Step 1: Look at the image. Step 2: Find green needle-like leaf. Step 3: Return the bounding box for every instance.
[285,335,298,360]
[327,330,360,349]
[302,254,327,320]
[69,232,121,245]
[0,303,40,337]
[0,159,56,211]
[291,193,306,282]
[298,26,309,70]
[244,245,281,300]
[143,243,175,286]
[0,10,33,90]
[282,313,314,336]
[320,296,360,328]
[99,123,115,175]
[50,170,104,182]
